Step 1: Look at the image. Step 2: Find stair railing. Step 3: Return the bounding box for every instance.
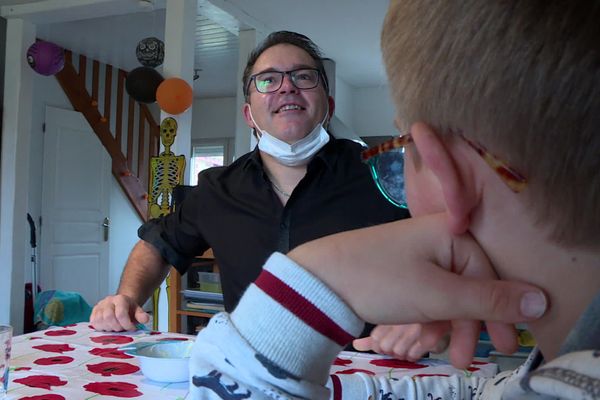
[54,49,160,221]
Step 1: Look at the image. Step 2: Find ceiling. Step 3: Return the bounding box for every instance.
[0,0,390,98]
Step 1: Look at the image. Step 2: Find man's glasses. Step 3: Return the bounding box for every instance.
[361,133,527,209]
[248,68,321,94]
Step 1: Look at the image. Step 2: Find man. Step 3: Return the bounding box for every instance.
[188,1,599,399]
[91,31,409,331]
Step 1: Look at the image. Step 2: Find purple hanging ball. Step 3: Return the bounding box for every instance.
[26,41,65,76]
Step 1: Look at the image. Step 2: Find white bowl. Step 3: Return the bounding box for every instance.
[122,340,194,383]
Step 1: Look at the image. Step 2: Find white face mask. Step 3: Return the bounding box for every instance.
[249,108,330,167]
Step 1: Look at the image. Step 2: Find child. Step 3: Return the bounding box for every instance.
[190,0,599,398]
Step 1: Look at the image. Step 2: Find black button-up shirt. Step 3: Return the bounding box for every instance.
[139,138,409,311]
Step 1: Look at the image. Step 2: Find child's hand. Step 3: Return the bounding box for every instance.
[353,323,450,361]
[289,213,547,369]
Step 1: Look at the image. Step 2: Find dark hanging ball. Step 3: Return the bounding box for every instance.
[125,66,164,103]
[136,37,165,68]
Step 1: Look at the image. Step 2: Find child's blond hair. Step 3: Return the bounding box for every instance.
[382,0,600,247]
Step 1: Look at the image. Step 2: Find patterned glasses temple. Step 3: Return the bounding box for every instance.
[361,134,413,163]
[361,133,527,194]
[459,135,527,193]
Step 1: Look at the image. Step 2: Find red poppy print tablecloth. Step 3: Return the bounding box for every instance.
[5,323,498,399]
[330,351,498,381]
[5,323,193,400]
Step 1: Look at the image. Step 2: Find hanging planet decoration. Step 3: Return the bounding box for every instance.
[136,37,165,68]
[156,78,193,115]
[125,66,164,103]
[26,40,65,76]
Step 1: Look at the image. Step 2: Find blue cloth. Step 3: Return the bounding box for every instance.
[34,290,92,329]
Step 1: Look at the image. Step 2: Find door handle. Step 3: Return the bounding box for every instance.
[102,217,110,242]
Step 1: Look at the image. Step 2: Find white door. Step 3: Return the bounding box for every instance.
[41,106,110,306]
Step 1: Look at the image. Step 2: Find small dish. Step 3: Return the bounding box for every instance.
[121,340,194,383]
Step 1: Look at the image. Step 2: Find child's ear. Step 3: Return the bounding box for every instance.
[410,122,476,234]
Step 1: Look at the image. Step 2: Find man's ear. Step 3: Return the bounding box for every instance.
[241,103,255,129]
[327,96,335,119]
[411,122,476,234]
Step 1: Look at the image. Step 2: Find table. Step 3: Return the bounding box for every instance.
[6,322,192,399]
[6,323,498,399]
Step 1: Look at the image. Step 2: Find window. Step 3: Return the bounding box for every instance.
[189,139,233,185]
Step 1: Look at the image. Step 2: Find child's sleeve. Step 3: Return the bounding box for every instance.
[189,252,365,399]
[328,372,494,399]
[188,252,507,400]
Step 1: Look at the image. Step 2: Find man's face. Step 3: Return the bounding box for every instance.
[243,44,330,145]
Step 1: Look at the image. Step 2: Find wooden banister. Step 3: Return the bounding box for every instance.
[54,49,160,222]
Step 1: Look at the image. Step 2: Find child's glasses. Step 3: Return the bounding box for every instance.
[361,133,527,209]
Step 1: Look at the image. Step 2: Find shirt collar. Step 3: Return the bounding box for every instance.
[242,145,263,171]
[312,133,338,170]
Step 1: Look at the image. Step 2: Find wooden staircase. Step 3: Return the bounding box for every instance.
[54,50,160,221]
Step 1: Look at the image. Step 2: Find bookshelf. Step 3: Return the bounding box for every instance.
[168,249,220,333]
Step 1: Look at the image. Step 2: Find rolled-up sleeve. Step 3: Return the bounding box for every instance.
[138,190,210,274]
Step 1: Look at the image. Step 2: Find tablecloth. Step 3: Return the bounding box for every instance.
[6,322,191,400]
[6,323,498,399]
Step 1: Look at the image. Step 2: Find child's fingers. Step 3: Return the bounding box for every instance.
[485,321,518,355]
[447,319,480,369]
[352,336,374,352]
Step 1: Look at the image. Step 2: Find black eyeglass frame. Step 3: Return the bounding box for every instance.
[246,68,323,95]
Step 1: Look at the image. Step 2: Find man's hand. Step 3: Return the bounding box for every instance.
[90,294,149,332]
[90,240,170,332]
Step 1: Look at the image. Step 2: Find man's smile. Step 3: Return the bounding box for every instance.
[275,104,305,113]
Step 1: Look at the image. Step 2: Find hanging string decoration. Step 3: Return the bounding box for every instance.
[125,66,164,103]
[156,78,193,115]
[26,40,65,76]
[136,37,165,68]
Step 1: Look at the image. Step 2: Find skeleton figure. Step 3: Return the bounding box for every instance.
[148,117,186,219]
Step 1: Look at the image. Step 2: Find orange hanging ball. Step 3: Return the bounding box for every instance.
[156,77,193,115]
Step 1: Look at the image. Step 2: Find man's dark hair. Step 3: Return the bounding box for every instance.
[242,31,329,101]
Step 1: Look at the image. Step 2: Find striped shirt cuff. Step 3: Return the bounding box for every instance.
[231,252,365,384]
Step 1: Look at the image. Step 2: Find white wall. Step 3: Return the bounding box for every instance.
[109,178,142,295]
[351,85,396,137]
[36,10,166,74]
[1,18,35,330]
[191,97,237,140]
[332,76,354,129]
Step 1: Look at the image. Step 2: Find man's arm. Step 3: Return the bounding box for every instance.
[90,240,171,331]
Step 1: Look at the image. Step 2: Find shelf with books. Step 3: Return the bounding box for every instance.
[181,289,224,319]
[183,299,224,314]
[182,289,223,302]
[168,249,221,333]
